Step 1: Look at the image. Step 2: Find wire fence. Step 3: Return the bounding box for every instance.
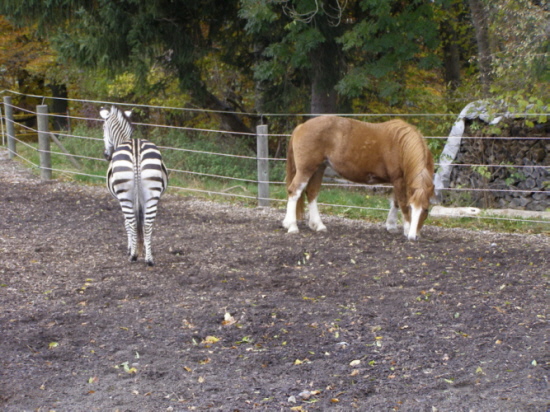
[1,90,549,228]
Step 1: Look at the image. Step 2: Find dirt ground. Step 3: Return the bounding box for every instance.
[0,148,548,412]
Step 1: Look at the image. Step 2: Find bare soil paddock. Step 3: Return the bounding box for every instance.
[0,149,548,411]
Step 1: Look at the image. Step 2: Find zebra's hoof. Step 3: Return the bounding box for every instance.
[129,255,138,262]
[147,260,155,267]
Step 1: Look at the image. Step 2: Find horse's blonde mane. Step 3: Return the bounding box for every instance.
[389,120,434,205]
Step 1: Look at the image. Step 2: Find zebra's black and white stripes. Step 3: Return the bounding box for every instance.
[100,106,168,266]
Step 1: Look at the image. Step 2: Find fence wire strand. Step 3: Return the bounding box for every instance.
[1,92,548,228]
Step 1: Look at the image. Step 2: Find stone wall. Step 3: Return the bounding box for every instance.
[443,119,549,211]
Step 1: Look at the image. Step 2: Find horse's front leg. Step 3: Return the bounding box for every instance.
[390,179,412,238]
[406,203,426,241]
[307,197,327,232]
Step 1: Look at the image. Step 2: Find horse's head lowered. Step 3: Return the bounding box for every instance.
[405,153,435,240]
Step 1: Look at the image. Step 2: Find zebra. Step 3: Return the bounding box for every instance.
[100,106,168,266]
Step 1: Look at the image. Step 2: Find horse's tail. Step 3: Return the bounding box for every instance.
[286,132,305,220]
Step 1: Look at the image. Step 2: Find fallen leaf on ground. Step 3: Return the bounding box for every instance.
[222,312,236,326]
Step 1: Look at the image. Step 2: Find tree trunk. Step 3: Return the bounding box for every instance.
[190,81,253,136]
[177,61,253,136]
[311,73,338,115]
[440,17,461,91]
[468,0,492,95]
[309,40,340,115]
[443,39,461,90]
[203,89,253,135]
[48,83,69,131]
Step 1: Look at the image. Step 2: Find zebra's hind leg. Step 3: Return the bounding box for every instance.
[124,217,139,262]
[143,220,155,266]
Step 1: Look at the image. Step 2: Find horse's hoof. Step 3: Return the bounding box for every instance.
[309,223,327,232]
[283,219,299,233]
[287,225,299,234]
[386,225,399,234]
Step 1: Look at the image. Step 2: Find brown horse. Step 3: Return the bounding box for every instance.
[283,116,434,240]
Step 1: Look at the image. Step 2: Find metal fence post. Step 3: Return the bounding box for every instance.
[4,96,16,159]
[256,123,270,207]
[37,105,52,180]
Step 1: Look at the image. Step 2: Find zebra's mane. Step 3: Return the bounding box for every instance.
[109,105,134,145]
[111,105,133,129]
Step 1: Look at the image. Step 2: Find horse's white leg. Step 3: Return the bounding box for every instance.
[385,198,399,233]
[407,204,422,241]
[308,197,327,232]
[283,182,307,233]
[403,219,410,237]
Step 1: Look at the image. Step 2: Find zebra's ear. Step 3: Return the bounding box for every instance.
[100,108,110,119]
[125,110,132,118]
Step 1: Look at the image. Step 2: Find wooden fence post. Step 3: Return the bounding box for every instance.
[3,96,16,159]
[37,105,52,180]
[256,123,270,207]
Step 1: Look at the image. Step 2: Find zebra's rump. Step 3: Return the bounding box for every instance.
[107,139,168,201]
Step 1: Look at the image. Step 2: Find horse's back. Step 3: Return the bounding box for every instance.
[294,116,412,145]
[290,116,429,184]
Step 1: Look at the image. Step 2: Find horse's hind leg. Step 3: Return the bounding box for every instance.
[283,143,325,233]
[385,196,399,234]
[283,178,308,233]
[306,166,327,232]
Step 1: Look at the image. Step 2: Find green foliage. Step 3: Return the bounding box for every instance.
[472,165,491,180]
[239,0,279,33]
[499,91,548,127]
[1,0,251,112]
[337,0,441,100]
[241,0,444,110]
[1,0,547,139]
[504,166,526,186]
[335,67,370,98]
[485,0,549,93]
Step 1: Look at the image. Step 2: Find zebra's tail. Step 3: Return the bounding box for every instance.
[134,188,145,257]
